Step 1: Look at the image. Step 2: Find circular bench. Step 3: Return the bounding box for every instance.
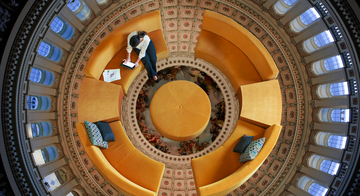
[150,80,211,141]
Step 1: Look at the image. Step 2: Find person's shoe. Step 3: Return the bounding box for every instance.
[154,76,160,83]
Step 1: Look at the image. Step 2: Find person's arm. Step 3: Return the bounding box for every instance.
[138,36,150,59]
[134,57,141,68]
[125,31,137,63]
[134,36,150,67]
[126,52,131,64]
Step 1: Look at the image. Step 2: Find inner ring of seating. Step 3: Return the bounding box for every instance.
[122,58,239,163]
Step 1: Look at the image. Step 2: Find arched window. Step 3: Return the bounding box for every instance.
[317,81,349,98]
[32,146,58,166]
[315,132,347,149]
[303,30,335,53]
[298,176,328,196]
[26,95,51,111]
[29,68,55,86]
[43,169,67,192]
[290,8,320,33]
[312,55,344,75]
[29,68,42,83]
[318,108,350,123]
[96,0,108,5]
[30,121,52,138]
[330,82,349,96]
[37,41,62,62]
[50,16,75,40]
[308,154,340,175]
[67,0,91,21]
[328,135,347,149]
[66,191,80,196]
[274,0,299,15]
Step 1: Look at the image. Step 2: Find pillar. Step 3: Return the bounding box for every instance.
[86,0,101,15]
[293,21,327,43]
[59,8,85,32]
[263,0,278,9]
[34,57,63,73]
[280,0,310,24]
[314,123,348,134]
[51,179,78,196]
[309,144,343,160]
[300,165,334,186]
[30,136,59,150]
[28,85,57,96]
[45,31,72,52]
[311,70,346,85]
[304,46,338,63]
[38,158,67,177]
[27,112,56,122]
[288,185,312,196]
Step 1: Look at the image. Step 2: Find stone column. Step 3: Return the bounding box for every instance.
[280,0,310,24]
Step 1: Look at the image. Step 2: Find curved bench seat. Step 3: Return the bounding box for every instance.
[84,10,168,94]
[77,121,165,196]
[191,120,282,196]
[239,80,283,128]
[195,10,279,91]
[195,30,263,89]
[78,77,124,123]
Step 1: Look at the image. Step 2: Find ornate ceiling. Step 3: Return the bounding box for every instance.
[1,0,360,196]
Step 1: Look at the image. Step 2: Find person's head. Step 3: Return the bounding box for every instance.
[130,31,147,48]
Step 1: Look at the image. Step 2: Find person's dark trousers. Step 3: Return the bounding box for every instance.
[134,41,157,79]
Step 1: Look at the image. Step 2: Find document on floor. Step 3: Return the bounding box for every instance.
[103,69,121,82]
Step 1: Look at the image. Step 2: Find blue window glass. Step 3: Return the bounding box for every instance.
[27,96,39,110]
[308,183,328,196]
[29,68,42,83]
[37,42,51,57]
[67,0,91,21]
[29,68,55,86]
[61,24,75,40]
[300,8,321,25]
[37,41,62,62]
[328,135,347,149]
[31,122,52,138]
[41,146,58,163]
[283,0,298,6]
[31,123,40,137]
[324,55,344,71]
[49,46,62,62]
[47,146,58,161]
[314,30,334,47]
[67,0,81,12]
[43,71,55,86]
[330,82,349,96]
[320,160,340,175]
[50,16,74,40]
[26,95,51,111]
[50,16,64,34]
[331,108,350,122]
